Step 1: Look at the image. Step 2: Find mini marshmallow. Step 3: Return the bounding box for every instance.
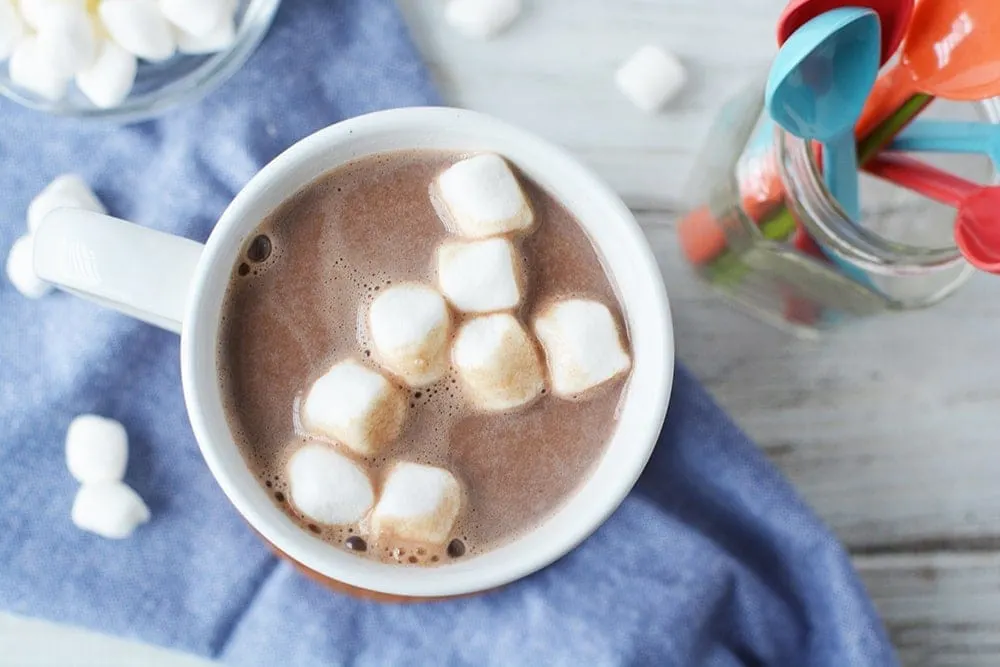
[444,0,522,39]
[371,462,461,546]
[18,0,85,31]
[452,313,544,411]
[6,235,52,299]
[287,443,374,526]
[174,14,236,55]
[432,153,533,238]
[301,360,407,457]
[369,283,451,387]
[71,481,150,539]
[28,174,106,234]
[534,299,631,396]
[0,0,25,61]
[99,0,177,62]
[159,0,230,38]
[65,414,128,484]
[437,237,522,313]
[615,45,686,113]
[76,40,138,109]
[8,36,71,102]
[35,4,98,78]
[16,0,48,30]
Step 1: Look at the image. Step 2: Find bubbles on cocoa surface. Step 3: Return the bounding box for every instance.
[344,536,367,552]
[247,235,273,263]
[447,539,466,558]
[406,370,465,418]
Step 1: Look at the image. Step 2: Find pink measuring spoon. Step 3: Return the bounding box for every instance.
[865,153,1000,273]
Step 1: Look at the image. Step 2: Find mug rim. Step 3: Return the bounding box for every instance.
[181,107,674,597]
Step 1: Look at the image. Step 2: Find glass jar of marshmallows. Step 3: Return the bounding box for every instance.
[0,0,281,121]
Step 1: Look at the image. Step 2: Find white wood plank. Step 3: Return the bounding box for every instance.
[639,213,1000,551]
[397,0,788,209]
[0,613,215,667]
[857,554,1000,667]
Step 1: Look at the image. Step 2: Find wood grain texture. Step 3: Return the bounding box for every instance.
[640,214,1000,552]
[396,1,1000,664]
[857,555,1000,667]
[397,0,781,209]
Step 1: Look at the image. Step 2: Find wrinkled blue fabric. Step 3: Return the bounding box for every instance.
[0,1,898,665]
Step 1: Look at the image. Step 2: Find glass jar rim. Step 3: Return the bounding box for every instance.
[776,98,1000,275]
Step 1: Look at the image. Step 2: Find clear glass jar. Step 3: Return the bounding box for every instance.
[0,0,282,123]
[680,75,995,336]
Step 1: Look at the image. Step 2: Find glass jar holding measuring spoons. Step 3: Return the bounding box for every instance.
[679,0,1000,335]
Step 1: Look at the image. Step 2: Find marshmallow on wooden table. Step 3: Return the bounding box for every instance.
[76,40,138,109]
[160,0,231,38]
[369,283,451,387]
[8,36,71,102]
[444,0,522,40]
[100,0,177,62]
[452,313,544,411]
[65,414,129,484]
[432,153,533,238]
[6,235,52,299]
[437,237,522,314]
[28,174,106,234]
[301,360,407,457]
[72,481,150,539]
[371,462,461,546]
[287,443,374,525]
[35,4,98,78]
[0,0,25,61]
[615,45,686,113]
[534,299,631,397]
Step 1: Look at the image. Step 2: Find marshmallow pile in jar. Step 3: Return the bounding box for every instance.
[0,0,279,116]
[287,153,633,565]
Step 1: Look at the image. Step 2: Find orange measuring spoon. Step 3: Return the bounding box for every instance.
[856,0,1000,133]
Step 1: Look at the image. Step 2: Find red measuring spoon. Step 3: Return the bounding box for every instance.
[778,0,914,65]
[865,153,1000,273]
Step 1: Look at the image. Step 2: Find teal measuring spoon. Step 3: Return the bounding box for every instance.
[890,120,1000,170]
[766,7,882,283]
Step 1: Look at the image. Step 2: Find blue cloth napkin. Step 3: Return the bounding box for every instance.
[0,1,898,664]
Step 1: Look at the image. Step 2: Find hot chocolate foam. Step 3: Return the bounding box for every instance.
[218,150,630,565]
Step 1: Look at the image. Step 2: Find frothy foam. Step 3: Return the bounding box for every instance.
[217,150,631,565]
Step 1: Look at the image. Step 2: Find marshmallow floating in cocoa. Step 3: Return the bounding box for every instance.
[300,360,407,457]
[369,283,452,387]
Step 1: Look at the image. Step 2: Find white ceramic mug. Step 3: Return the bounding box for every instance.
[33,108,674,598]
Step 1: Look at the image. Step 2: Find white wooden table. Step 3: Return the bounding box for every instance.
[3,1,999,665]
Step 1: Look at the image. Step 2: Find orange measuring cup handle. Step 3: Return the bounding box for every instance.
[855,63,919,139]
